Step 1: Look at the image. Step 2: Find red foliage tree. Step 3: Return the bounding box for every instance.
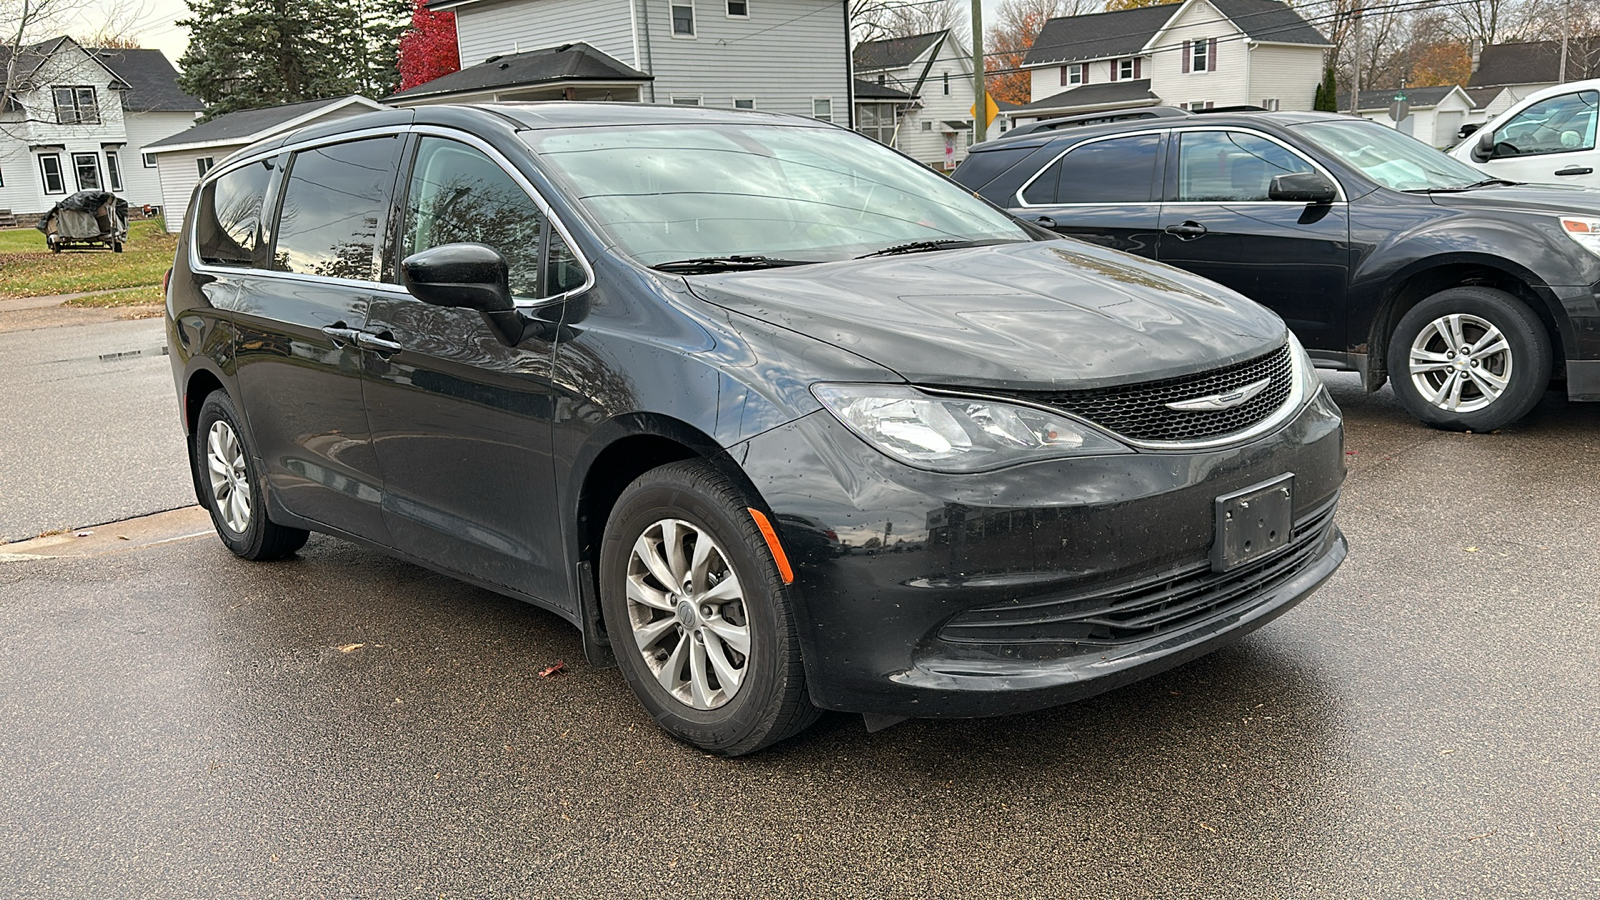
[397,0,460,91]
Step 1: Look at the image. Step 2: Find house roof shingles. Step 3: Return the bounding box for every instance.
[92,48,203,112]
[1019,79,1161,112]
[1025,0,1325,67]
[386,42,650,102]
[1469,38,1600,87]
[1337,85,1463,111]
[853,31,946,71]
[854,79,915,101]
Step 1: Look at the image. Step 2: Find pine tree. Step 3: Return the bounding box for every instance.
[397,0,459,91]
[1314,65,1337,112]
[177,0,373,120]
[353,0,414,98]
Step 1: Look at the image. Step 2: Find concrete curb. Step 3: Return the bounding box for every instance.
[1,506,212,561]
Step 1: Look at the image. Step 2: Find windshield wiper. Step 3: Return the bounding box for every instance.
[1404,178,1522,194]
[856,239,975,259]
[652,255,818,274]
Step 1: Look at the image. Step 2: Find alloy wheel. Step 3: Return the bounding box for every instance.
[1407,313,1513,413]
[625,518,751,710]
[206,419,252,533]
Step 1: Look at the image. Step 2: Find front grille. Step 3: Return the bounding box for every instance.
[1003,343,1294,444]
[939,498,1337,647]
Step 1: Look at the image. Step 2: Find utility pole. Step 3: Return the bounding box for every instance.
[1350,2,1362,115]
[972,0,986,143]
[1560,0,1571,83]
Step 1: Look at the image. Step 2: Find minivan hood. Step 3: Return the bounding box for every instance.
[682,241,1286,390]
[1427,183,1600,215]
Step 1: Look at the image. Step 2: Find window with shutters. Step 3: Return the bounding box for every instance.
[1061,63,1085,86]
[1117,58,1136,80]
[1191,40,1209,72]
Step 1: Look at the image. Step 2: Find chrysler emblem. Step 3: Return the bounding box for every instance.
[1166,376,1273,412]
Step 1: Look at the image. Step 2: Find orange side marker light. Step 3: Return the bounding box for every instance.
[748,508,795,584]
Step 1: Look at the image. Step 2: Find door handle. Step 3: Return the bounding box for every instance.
[354,330,405,354]
[1032,215,1057,229]
[1164,222,1208,240]
[320,324,361,347]
[1555,166,1593,176]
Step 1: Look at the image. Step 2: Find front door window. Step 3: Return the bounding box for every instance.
[1491,90,1599,156]
[1175,130,1317,202]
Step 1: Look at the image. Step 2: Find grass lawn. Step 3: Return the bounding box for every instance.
[0,219,175,303]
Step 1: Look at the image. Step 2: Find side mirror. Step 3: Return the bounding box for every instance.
[402,243,525,344]
[1268,172,1337,205]
[1473,128,1497,162]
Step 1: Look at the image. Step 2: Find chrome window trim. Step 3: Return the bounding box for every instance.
[1014,128,1170,209]
[188,124,597,310]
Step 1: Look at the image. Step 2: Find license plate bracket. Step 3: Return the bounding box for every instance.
[1211,474,1294,573]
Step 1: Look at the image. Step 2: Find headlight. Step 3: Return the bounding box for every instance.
[811,384,1130,472]
[1560,217,1600,257]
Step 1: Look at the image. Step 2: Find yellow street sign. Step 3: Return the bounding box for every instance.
[970,92,1000,128]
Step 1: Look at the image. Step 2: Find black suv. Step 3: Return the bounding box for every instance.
[955,109,1600,431]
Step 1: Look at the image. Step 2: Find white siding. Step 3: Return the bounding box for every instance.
[0,43,131,217]
[120,111,200,208]
[155,148,222,234]
[1147,0,1249,108]
[1244,43,1324,111]
[454,0,637,66]
[893,40,975,167]
[643,0,850,117]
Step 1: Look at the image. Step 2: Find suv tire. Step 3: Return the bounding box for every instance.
[194,391,309,560]
[1387,286,1551,431]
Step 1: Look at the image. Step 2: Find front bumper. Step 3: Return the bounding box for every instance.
[734,386,1346,718]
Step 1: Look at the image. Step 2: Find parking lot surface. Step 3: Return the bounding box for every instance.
[1,374,1596,898]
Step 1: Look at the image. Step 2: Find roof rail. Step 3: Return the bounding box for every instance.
[998,105,1190,141]
[1193,104,1270,114]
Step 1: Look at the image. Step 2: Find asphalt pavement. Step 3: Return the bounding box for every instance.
[0,317,194,541]
[1,373,1597,898]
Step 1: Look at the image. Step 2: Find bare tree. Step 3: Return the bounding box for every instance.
[852,0,969,46]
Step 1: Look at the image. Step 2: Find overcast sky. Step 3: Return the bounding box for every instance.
[69,0,1012,68]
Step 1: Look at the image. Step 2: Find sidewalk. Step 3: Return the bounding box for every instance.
[0,288,162,333]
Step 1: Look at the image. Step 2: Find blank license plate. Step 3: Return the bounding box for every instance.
[1211,474,1294,572]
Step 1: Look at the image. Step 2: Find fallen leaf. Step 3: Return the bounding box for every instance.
[116,535,129,541]
[337,643,365,653]
[1464,547,1479,553]
[1439,748,1457,756]
[539,661,566,677]
[75,531,93,537]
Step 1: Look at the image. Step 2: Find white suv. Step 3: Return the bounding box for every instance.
[1451,79,1600,188]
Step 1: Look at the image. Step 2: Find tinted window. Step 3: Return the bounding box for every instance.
[273,137,401,281]
[1025,134,1161,204]
[1175,131,1316,202]
[196,157,275,266]
[1494,90,1600,156]
[953,143,1041,192]
[403,137,545,302]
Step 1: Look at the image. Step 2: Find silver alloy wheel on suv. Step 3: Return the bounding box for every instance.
[1407,313,1513,414]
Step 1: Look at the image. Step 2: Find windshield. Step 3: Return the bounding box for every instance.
[521,123,1031,266]
[1292,119,1491,191]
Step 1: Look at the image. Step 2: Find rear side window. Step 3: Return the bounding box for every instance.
[1021,134,1161,205]
[953,143,1043,192]
[195,158,275,266]
[272,137,402,281]
[402,137,545,301]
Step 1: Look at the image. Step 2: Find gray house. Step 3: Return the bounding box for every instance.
[421,0,854,123]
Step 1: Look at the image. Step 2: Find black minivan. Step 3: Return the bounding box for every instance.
[167,103,1345,755]
[956,110,1600,432]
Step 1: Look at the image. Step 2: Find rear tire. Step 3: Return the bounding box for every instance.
[1387,286,1551,431]
[194,391,309,560]
[599,460,818,756]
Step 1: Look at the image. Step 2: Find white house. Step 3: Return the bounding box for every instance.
[1339,85,1478,148]
[1017,0,1329,122]
[141,95,385,233]
[416,0,854,124]
[0,37,200,217]
[851,30,981,169]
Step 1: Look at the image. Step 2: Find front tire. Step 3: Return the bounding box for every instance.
[194,391,308,560]
[1387,286,1551,431]
[599,460,818,756]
